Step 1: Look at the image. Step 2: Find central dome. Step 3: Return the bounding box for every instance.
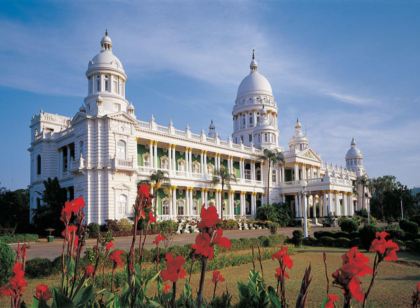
[236,54,273,99]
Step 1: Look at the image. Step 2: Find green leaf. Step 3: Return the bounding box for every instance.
[72,285,94,308]
[267,286,281,308]
[31,297,40,308]
[52,288,74,308]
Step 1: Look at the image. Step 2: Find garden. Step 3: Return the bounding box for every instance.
[1,183,420,307]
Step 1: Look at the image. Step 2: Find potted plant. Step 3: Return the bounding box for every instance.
[45,228,55,242]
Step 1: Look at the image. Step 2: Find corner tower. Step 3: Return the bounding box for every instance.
[232,51,279,149]
[84,31,134,117]
[345,138,365,175]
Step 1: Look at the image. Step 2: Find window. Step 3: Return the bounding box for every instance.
[249,114,253,126]
[88,77,92,94]
[143,153,150,167]
[248,134,252,142]
[192,200,198,215]
[161,157,169,170]
[96,75,101,92]
[264,133,268,142]
[178,160,186,171]
[177,200,184,215]
[241,115,246,128]
[105,75,110,92]
[272,170,277,183]
[192,162,201,173]
[113,77,118,93]
[117,140,126,159]
[36,155,41,175]
[162,199,170,215]
[114,103,121,112]
[207,163,214,175]
[119,194,128,214]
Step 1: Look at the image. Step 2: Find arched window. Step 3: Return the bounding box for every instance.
[178,160,186,171]
[207,163,214,175]
[192,161,200,173]
[88,77,92,94]
[162,198,170,215]
[160,157,169,170]
[105,75,110,92]
[117,140,126,159]
[36,155,41,175]
[143,153,150,167]
[96,75,101,92]
[192,199,199,215]
[177,200,185,216]
[119,194,128,214]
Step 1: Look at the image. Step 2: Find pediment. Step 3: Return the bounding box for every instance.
[71,112,87,124]
[299,148,322,162]
[107,112,137,124]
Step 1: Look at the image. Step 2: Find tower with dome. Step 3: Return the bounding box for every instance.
[28,32,370,226]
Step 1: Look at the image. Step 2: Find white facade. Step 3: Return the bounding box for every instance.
[29,33,369,224]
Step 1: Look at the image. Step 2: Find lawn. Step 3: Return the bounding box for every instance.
[2,247,419,307]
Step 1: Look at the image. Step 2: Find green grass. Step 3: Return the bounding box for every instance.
[1,247,419,307]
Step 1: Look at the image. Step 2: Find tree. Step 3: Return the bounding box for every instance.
[369,176,416,220]
[261,149,285,205]
[150,170,170,214]
[32,177,68,235]
[212,166,236,219]
[0,186,30,232]
[355,175,371,218]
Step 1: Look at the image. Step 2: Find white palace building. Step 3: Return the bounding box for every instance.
[29,32,369,225]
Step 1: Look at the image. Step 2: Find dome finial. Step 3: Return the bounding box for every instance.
[105,29,108,36]
[250,49,258,71]
[101,30,112,50]
[351,137,356,146]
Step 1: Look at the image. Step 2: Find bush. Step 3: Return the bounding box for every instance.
[319,236,335,247]
[268,222,279,234]
[332,231,350,239]
[314,231,335,239]
[386,228,405,240]
[336,237,351,248]
[117,218,133,233]
[25,258,54,278]
[411,215,420,226]
[359,225,378,250]
[87,223,100,238]
[350,237,360,247]
[258,235,270,247]
[158,220,179,234]
[0,233,39,244]
[292,230,303,247]
[256,203,292,227]
[0,241,15,284]
[413,239,420,253]
[399,220,419,235]
[221,219,238,230]
[339,218,359,233]
[302,236,318,246]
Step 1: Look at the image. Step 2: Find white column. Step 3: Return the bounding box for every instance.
[149,141,154,168]
[335,192,341,216]
[200,151,204,174]
[240,192,245,216]
[251,193,256,217]
[313,195,317,218]
[169,187,174,218]
[168,145,172,171]
[343,193,348,216]
[302,164,306,180]
[348,194,354,216]
[294,164,299,181]
[303,194,308,238]
[184,148,189,173]
[294,194,299,217]
[251,162,256,181]
[203,152,207,174]
[154,142,158,169]
[281,166,285,183]
[239,159,244,179]
[189,149,193,173]
[328,192,332,216]
[204,190,208,206]
[323,193,328,217]
[172,188,177,217]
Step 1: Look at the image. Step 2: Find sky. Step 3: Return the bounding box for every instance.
[0,0,419,190]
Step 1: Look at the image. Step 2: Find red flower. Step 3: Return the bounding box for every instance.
[325,293,339,308]
[348,277,364,303]
[105,241,114,252]
[160,253,186,283]
[148,211,157,223]
[153,233,166,246]
[275,267,289,280]
[15,243,28,263]
[213,229,231,249]
[212,270,225,284]
[198,205,220,229]
[163,283,171,294]
[35,284,51,301]
[85,264,95,277]
[192,233,214,259]
[138,183,151,199]
[272,246,293,269]
[370,231,399,261]
[109,250,124,268]
[61,197,85,223]
[0,262,27,300]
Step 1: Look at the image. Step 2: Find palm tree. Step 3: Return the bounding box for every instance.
[261,148,285,205]
[355,175,370,222]
[211,166,237,219]
[150,170,170,214]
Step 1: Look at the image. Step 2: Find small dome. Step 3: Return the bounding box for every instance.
[236,51,273,99]
[87,31,126,77]
[346,138,363,159]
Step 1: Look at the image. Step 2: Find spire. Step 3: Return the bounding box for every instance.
[208,120,216,138]
[295,118,302,129]
[250,49,258,71]
[100,30,112,50]
[351,137,356,147]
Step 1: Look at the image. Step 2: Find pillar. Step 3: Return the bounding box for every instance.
[251,161,256,181]
[172,187,177,217]
[294,194,299,217]
[251,192,256,217]
[335,192,341,216]
[323,193,328,217]
[200,150,204,174]
[343,192,348,216]
[302,164,306,180]
[294,164,299,181]
[184,148,189,173]
[189,149,193,173]
[281,166,285,183]
[303,193,308,238]
[240,158,244,179]
[328,192,332,216]
[240,192,245,216]
[153,141,158,169]
[149,140,153,168]
[203,151,207,174]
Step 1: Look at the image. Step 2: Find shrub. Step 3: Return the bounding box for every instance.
[399,220,419,235]
[386,228,405,240]
[350,237,360,247]
[25,258,54,278]
[332,231,350,239]
[339,218,359,233]
[117,218,133,232]
[268,221,279,234]
[359,225,378,250]
[314,231,335,239]
[221,219,238,230]
[411,215,420,226]
[0,241,15,284]
[87,223,100,238]
[292,230,303,247]
[158,220,179,234]
[319,236,335,247]
[302,236,317,246]
[0,233,39,244]
[255,203,292,227]
[258,235,270,247]
[336,237,351,248]
[349,231,360,240]
[105,219,119,232]
[413,239,420,253]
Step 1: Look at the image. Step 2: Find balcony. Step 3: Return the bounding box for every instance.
[112,158,135,172]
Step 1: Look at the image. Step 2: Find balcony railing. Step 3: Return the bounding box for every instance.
[112,158,135,171]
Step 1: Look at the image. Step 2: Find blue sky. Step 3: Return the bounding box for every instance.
[0,1,419,190]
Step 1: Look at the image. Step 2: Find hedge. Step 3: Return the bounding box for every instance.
[0,233,39,243]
